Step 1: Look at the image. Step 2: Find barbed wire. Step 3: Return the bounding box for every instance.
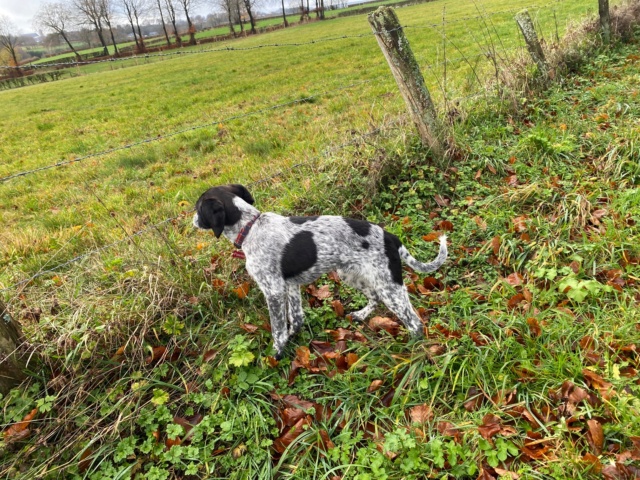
[0,78,380,184]
[0,126,396,295]
[0,28,404,71]
[403,0,563,31]
[0,2,563,72]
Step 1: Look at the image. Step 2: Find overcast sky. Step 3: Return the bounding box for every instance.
[0,0,45,33]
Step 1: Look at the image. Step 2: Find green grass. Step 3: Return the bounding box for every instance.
[1,0,640,478]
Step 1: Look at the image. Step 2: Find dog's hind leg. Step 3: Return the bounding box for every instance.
[262,287,290,360]
[378,285,424,337]
[338,269,379,322]
[286,284,306,336]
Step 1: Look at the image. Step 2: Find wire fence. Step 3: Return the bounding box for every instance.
[0,0,581,302]
[0,2,563,73]
[0,126,393,295]
[0,78,376,183]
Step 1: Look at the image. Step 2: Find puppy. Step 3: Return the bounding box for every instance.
[193,184,447,359]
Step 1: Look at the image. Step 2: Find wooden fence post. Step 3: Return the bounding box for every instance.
[0,301,27,395]
[515,9,549,83]
[599,0,611,44]
[368,6,444,158]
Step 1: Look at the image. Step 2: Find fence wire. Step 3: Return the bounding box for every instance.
[0,2,563,72]
[0,78,379,184]
[0,126,394,295]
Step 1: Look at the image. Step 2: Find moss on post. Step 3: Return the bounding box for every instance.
[368,6,444,158]
[515,9,549,83]
[0,301,27,395]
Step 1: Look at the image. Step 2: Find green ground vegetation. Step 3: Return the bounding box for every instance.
[1,0,639,478]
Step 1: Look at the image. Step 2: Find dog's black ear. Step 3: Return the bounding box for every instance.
[228,184,254,205]
[199,198,226,238]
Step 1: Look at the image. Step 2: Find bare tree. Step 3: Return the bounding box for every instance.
[242,0,257,34]
[34,2,82,60]
[176,0,198,45]
[216,0,236,35]
[163,0,182,47]
[280,0,288,27]
[73,0,109,55]
[98,0,119,55]
[121,0,148,52]
[234,0,244,34]
[155,0,171,46]
[0,15,21,73]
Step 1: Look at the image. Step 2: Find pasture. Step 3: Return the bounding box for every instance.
[1,0,639,478]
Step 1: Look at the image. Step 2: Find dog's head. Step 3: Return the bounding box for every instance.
[193,184,255,238]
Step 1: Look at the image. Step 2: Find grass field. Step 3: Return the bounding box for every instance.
[28,0,413,66]
[1,0,639,478]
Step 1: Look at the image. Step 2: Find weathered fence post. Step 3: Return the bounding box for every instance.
[599,0,611,44]
[515,9,549,83]
[0,301,27,395]
[368,6,444,158]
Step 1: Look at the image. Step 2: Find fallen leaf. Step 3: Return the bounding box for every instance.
[464,386,484,412]
[506,273,524,286]
[4,408,38,441]
[491,236,501,255]
[234,282,250,299]
[437,220,454,231]
[409,404,433,424]
[381,389,395,407]
[512,216,528,233]
[146,346,167,364]
[422,232,441,242]
[273,417,312,454]
[318,429,335,452]
[526,317,541,337]
[367,380,384,393]
[434,195,450,207]
[203,349,217,363]
[473,216,488,230]
[346,352,359,368]
[368,317,400,336]
[507,293,525,310]
[331,300,345,317]
[423,277,444,291]
[437,421,462,442]
[239,323,258,333]
[587,419,604,455]
[582,452,603,474]
[282,408,306,427]
[478,414,502,440]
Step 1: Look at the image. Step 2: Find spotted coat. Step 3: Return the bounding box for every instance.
[193,184,448,359]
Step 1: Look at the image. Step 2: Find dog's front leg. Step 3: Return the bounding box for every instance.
[263,290,290,360]
[286,284,305,336]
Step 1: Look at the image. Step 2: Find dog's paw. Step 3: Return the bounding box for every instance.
[274,351,285,361]
[347,313,364,323]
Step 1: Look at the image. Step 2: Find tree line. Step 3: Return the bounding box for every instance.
[0,0,339,68]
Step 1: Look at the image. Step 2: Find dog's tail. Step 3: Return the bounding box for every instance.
[399,235,448,273]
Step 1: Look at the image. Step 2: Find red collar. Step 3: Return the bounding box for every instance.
[233,213,261,250]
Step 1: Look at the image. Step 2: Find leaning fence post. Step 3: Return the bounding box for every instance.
[515,9,549,83]
[598,0,611,44]
[368,6,444,158]
[0,301,27,395]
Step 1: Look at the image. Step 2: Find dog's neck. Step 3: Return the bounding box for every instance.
[222,197,261,244]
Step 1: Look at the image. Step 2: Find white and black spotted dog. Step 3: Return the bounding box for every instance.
[193,184,448,359]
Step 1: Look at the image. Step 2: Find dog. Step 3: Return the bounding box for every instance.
[193,184,448,359]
